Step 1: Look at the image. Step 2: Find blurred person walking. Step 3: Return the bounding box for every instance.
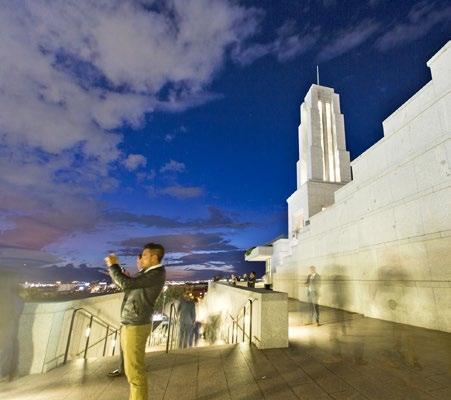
[247,271,256,288]
[178,289,196,349]
[191,321,202,347]
[0,269,23,381]
[305,266,321,326]
[105,243,166,400]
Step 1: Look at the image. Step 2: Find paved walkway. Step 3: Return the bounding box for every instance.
[1,303,450,399]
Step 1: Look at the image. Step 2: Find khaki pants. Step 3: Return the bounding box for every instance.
[121,323,151,400]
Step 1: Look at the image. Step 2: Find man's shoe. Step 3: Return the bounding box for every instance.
[107,369,124,377]
[316,322,321,326]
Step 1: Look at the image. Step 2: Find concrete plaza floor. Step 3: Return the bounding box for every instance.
[1,302,450,399]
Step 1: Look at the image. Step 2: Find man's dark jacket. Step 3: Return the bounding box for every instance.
[109,264,166,325]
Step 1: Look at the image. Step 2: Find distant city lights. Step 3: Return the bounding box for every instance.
[20,279,211,300]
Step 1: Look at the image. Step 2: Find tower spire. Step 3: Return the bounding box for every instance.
[316,65,320,85]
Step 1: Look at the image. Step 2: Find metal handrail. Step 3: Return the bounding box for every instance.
[63,307,120,364]
[76,331,116,358]
[74,329,119,358]
[165,302,180,353]
[148,322,166,347]
[227,298,257,345]
[43,324,117,368]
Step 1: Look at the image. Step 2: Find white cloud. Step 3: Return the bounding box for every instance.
[124,154,147,171]
[0,1,263,159]
[160,160,186,173]
[184,263,234,272]
[0,0,268,252]
[317,19,380,61]
[164,125,187,142]
[160,185,203,199]
[375,2,451,51]
[165,263,235,280]
[233,20,319,65]
[136,169,156,183]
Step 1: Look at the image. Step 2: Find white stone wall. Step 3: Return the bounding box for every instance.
[273,41,451,332]
[17,293,123,375]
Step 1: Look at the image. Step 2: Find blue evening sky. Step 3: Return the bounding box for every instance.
[0,0,450,281]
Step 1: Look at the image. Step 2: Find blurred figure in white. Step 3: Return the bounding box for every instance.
[305,266,321,326]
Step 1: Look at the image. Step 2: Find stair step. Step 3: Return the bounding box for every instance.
[145,342,236,356]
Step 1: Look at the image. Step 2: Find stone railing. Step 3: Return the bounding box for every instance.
[15,293,123,376]
[203,282,288,349]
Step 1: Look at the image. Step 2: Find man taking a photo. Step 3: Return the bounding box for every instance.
[105,243,166,400]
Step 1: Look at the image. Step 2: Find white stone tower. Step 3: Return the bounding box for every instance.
[288,84,351,239]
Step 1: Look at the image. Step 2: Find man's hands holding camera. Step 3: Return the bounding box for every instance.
[104,253,119,267]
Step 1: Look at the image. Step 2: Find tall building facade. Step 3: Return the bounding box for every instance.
[289,85,351,241]
[247,41,451,332]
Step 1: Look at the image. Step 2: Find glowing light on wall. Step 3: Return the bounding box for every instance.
[291,210,304,239]
[325,102,335,181]
[299,106,309,185]
[318,100,327,181]
[318,100,341,182]
[265,258,272,277]
[331,102,341,182]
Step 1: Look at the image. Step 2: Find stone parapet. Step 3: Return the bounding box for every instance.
[204,282,288,349]
[17,293,123,376]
